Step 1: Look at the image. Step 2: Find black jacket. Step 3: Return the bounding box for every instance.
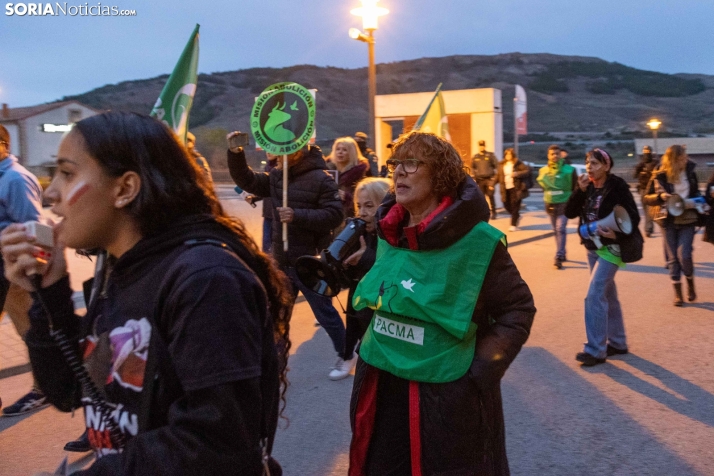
[633,154,658,192]
[470,151,499,184]
[349,176,536,476]
[497,159,531,201]
[643,160,701,227]
[565,174,643,262]
[227,146,343,267]
[26,217,280,475]
[345,230,378,322]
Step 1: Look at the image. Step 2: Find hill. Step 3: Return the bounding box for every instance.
[61,53,714,166]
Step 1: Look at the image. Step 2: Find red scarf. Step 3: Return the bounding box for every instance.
[379,196,454,250]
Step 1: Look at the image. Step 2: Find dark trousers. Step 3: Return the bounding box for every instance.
[344,287,371,360]
[262,219,273,253]
[503,188,522,227]
[477,179,496,216]
[639,191,653,235]
[285,267,346,357]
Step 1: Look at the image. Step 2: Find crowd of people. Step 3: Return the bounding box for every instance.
[0,115,712,474]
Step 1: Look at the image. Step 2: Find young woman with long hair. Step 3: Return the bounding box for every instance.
[327,137,370,218]
[644,144,703,306]
[0,112,292,475]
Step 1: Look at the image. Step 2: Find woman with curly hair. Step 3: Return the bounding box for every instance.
[327,137,370,218]
[348,131,536,476]
[0,112,292,475]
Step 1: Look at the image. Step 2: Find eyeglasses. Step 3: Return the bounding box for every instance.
[386,158,424,174]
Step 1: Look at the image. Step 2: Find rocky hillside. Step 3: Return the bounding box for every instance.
[61,53,714,166]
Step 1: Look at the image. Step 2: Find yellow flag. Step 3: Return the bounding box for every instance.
[412,83,451,141]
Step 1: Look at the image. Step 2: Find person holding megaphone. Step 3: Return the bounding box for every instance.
[644,145,704,306]
[565,149,643,366]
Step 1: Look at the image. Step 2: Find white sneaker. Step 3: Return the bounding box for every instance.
[328,356,357,380]
[508,226,518,232]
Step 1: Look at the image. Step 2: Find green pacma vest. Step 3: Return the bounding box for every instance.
[353,221,504,383]
[538,160,575,204]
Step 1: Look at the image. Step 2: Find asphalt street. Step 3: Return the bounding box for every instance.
[0,185,713,475]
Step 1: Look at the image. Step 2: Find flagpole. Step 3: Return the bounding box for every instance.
[514,94,519,157]
[283,154,289,252]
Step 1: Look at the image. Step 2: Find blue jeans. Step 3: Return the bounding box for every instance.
[547,204,568,260]
[262,219,273,254]
[285,267,346,358]
[583,251,627,359]
[664,225,695,281]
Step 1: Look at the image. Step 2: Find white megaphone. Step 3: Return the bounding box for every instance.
[665,194,686,216]
[667,194,711,216]
[578,205,633,241]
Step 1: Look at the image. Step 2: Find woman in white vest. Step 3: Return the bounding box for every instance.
[347,131,536,476]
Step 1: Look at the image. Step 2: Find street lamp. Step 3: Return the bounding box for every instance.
[647,118,662,156]
[349,0,388,151]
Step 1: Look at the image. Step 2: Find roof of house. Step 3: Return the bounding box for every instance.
[635,137,714,155]
[0,100,101,122]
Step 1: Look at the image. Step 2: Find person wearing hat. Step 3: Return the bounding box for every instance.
[633,145,658,237]
[186,131,214,187]
[354,131,378,177]
[470,140,499,220]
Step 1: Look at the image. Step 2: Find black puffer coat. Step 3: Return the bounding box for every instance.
[348,176,536,476]
[227,146,344,267]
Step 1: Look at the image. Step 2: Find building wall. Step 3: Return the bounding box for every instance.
[21,104,98,168]
[374,88,503,165]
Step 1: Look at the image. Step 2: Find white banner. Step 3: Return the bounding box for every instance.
[515,85,527,135]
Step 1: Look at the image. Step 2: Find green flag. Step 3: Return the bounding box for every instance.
[412,83,451,141]
[150,24,200,144]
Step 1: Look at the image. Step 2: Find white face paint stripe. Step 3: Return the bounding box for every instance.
[66,181,89,206]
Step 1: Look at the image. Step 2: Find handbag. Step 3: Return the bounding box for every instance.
[648,202,667,227]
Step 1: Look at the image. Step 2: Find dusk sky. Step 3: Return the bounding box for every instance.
[2,0,713,107]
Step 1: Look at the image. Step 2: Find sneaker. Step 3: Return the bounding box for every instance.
[576,352,606,366]
[328,356,357,381]
[554,258,563,270]
[64,430,92,452]
[606,345,628,357]
[2,390,50,416]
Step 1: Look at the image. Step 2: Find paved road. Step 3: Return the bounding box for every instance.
[1,186,713,475]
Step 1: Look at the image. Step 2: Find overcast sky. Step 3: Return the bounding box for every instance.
[2,0,713,107]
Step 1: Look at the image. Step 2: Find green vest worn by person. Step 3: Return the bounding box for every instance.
[352,221,504,383]
[537,159,575,204]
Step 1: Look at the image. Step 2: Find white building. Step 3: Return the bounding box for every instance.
[0,101,99,175]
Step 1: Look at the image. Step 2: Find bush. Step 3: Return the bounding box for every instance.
[540,61,706,98]
[529,74,569,93]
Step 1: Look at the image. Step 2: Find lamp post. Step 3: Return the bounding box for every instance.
[349,0,388,151]
[647,118,662,157]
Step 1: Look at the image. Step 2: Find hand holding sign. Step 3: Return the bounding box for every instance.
[251,82,316,251]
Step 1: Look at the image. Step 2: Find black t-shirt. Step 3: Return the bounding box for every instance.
[81,243,269,457]
[586,187,604,223]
